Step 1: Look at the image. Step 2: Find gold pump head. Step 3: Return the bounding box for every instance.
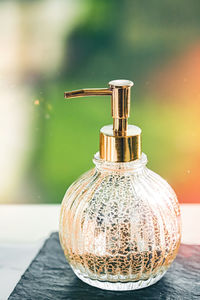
[64,79,141,162]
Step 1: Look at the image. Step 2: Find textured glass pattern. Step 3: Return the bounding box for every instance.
[59,153,181,290]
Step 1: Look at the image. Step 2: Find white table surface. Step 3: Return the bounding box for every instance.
[0,204,200,299]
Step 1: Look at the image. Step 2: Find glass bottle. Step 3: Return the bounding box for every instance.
[59,80,181,291]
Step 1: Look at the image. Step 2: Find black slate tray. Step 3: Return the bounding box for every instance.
[9,232,200,300]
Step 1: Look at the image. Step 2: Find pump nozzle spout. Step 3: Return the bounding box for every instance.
[64,88,112,99]
[64,80,134,135]
[64,79,141,162]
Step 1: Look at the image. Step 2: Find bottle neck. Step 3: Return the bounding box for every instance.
[93,152,147,173]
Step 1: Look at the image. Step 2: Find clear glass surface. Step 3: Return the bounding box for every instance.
[59,153,181,291]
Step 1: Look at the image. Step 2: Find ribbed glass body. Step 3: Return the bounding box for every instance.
[59,153,181,291]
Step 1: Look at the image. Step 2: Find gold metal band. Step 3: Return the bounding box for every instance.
[100,125,141,162]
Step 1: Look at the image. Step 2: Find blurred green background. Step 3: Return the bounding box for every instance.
[1,0,200,204]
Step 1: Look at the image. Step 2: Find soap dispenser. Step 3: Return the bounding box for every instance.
[59,80,181,291]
